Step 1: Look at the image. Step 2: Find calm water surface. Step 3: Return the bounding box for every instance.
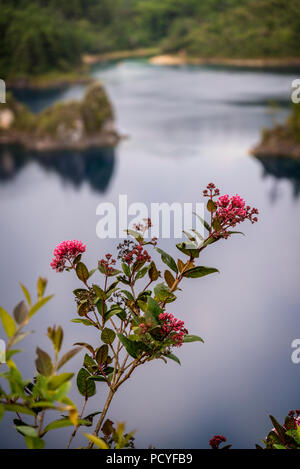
[1,61,300,448]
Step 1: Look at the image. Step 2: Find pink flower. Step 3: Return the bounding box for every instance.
[209,435,226,449]
[50,240,86,272]
[214,192,258,234]
[158,312,188,347]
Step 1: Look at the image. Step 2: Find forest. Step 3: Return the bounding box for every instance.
[1,0,300,78]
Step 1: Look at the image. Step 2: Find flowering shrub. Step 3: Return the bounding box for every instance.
[259,411,300,449]
[0,183,258,449]
[209,435,229,449]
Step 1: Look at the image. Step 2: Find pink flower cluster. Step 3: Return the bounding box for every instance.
[209,435,227,449]
[215,193,258,230]
[98,254,117,275]
[158,312,188,347]
[124,243,151,266]
[50,240,86,272]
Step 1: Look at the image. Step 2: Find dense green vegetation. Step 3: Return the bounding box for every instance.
[1,0,300,79]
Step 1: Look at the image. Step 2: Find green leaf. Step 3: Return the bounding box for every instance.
[227,231,245,236]
[89,268,97,278]
[183,334,204,344]
[0,404,4,423]
[25,436,45,449]
[71,318,94,326]
[16,425,38,438]
[28,295,53,318]
[42,418,89,435]
[193,212,210,232]
[166,353,181,365]
[146,297,162,321]
[117,333,140,359]
[76,262,89,282]
[57,347,82,371]
[92,284,106,300]
[135,266,149,281]
[207,199,217,212]
[77,368,96,398]
[35,347,53,376]
[122,262,131,277]
[37,277,47,300]
[126,229,143,241]
[164,270,175,289]
[155,248,178,274]
[101,328,116,345]
[154,283,176,303]
[269,415,286,443]
[182,266,219,278]
[48,373,74,390]
[4,404,35,416]
[96,345,108,364]
[0,307,16,338]
[13,301,28,324]
[176,242,199,258]
[84,433,109,449]
[148,261,160,281]
[20,283,31,306]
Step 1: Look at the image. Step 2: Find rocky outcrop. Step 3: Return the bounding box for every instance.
[0,83,120,150]
[252,105,300,160]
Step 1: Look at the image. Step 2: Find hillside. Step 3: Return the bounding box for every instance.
[1,0,300,82]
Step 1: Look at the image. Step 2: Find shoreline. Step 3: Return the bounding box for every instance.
[6,50,300,91]
[149,54,300,69]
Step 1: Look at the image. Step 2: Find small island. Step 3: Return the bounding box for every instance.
[252,105,300,160]
[0,83,120,151]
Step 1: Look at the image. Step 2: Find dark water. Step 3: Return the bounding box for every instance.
[1,60,300,449]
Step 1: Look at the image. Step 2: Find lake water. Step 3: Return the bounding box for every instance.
[1,60,300,449]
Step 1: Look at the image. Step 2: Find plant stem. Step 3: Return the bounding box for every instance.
[67,396,88,448]
[87,388,115,449]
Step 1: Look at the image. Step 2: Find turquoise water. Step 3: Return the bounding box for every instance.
[1,60,300,448]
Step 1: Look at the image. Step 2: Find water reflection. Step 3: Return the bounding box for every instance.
[0,145,116,193]
[254,155,300,198]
